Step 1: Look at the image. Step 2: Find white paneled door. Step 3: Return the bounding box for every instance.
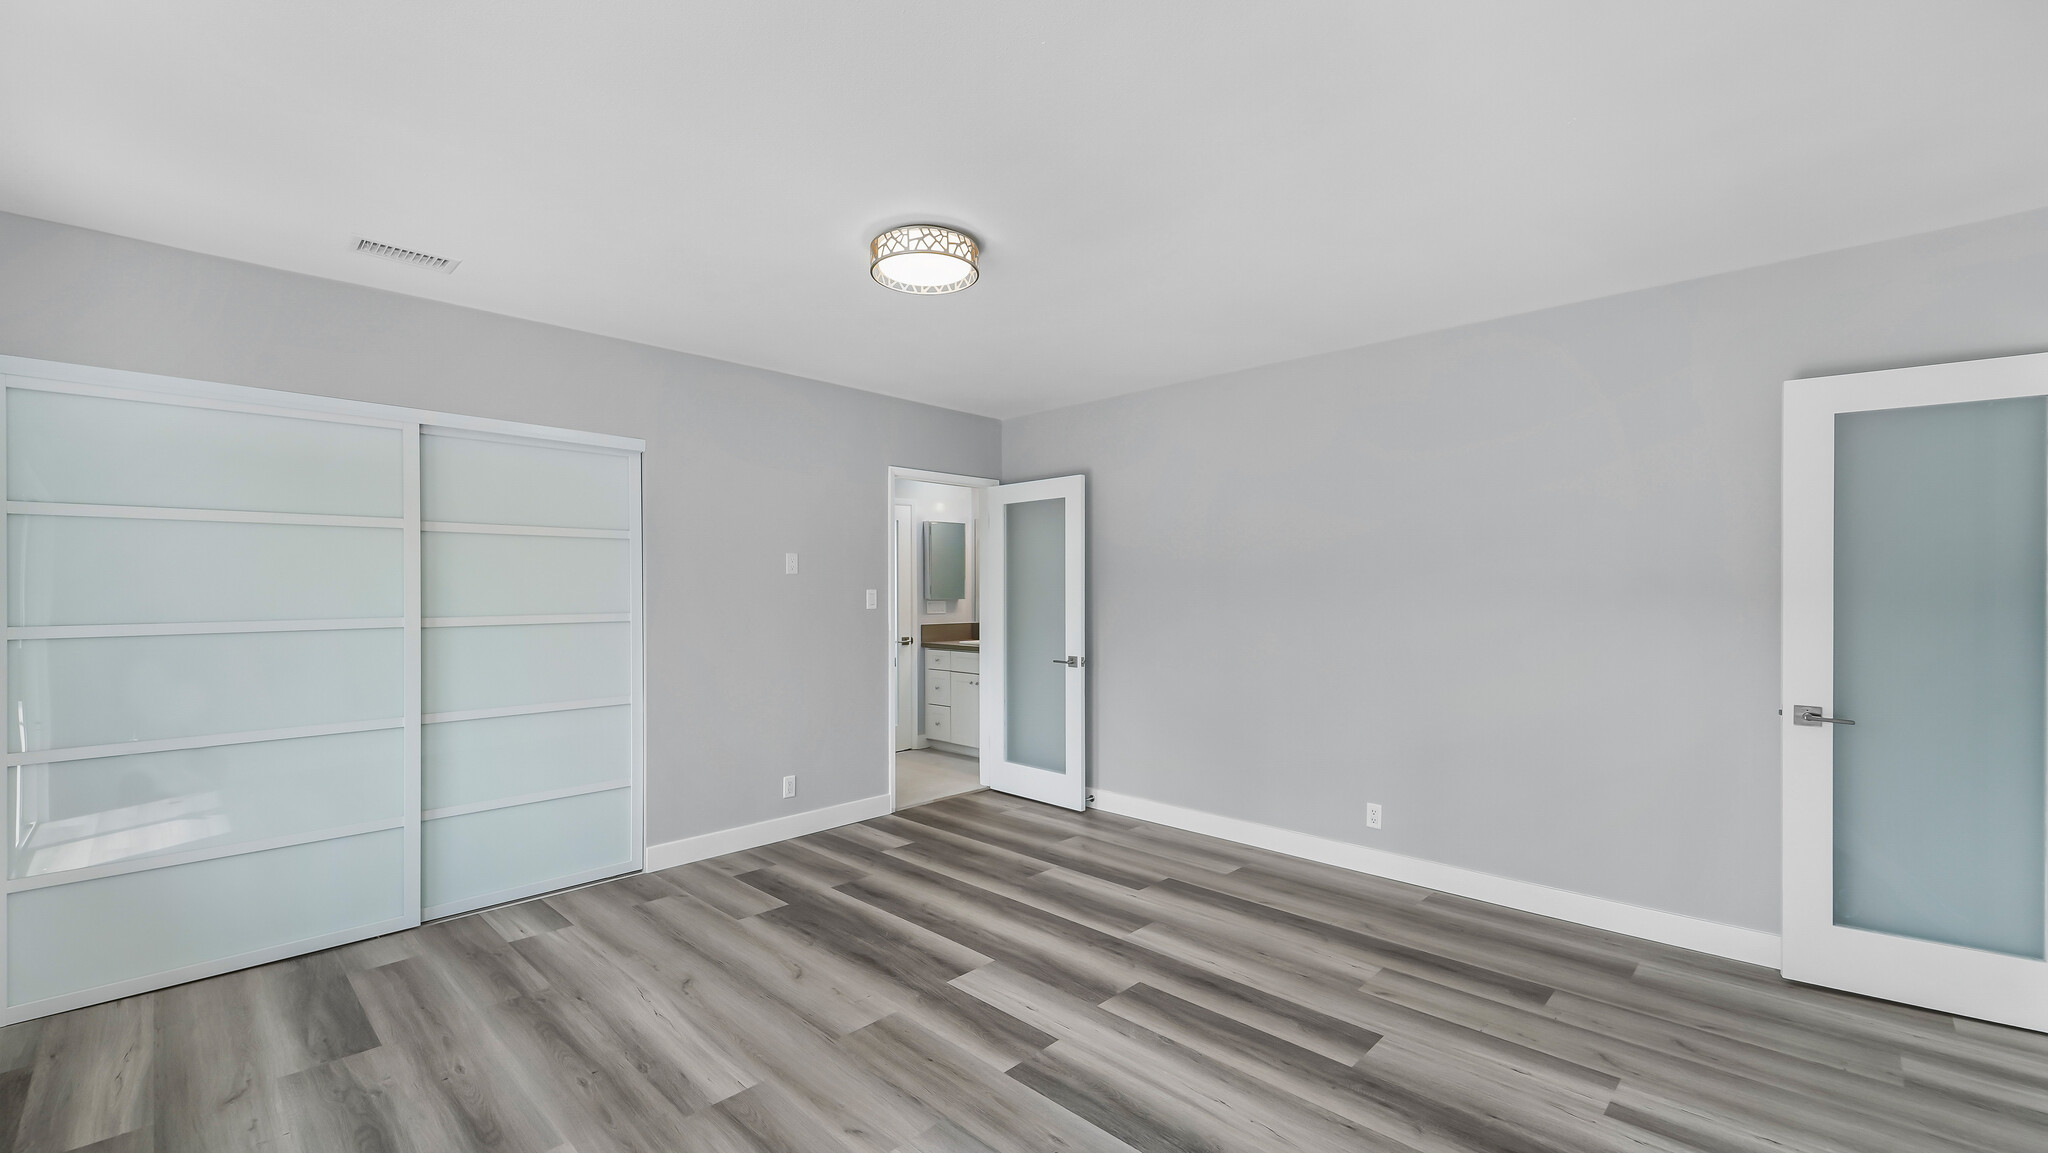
[0,355,643,1024]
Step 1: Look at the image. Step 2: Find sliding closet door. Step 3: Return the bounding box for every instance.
[420,431,641,918]
[3,382,415,1020]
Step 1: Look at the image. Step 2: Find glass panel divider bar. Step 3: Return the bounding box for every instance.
[8,501,404,528]
[424,521,629,539]
[422,780,631,822]
[420,697,631,725]
[8,619,405,640]
[6,718,408,764]
[423,614,630,628]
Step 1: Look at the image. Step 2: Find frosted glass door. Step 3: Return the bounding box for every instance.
[1784,356,2048,1032]
[3,382,411,1018]
[982,475,1086,811]
[419,432,639,917]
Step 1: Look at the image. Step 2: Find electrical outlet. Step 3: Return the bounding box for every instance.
[1366,802,1383,830]
[782,775,797,799]
[865,588,877,609]
[785,553,798,575]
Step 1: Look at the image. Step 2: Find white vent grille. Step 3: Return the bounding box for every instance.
[352,236,460,274]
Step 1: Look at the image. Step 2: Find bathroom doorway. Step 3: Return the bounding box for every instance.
[887,467,995,810]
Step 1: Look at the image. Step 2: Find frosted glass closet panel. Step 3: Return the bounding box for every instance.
[8,730,404,877]
[422,434,635,529]
[9,388,401,515]
[9,518,401,625]
[9,629,403,750]
[423,533,630,617]
[420,431,638,917]
[3,383,409,1017]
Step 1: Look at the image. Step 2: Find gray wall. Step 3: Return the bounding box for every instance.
[1004,207,2048,933]
[0,211,1000,847]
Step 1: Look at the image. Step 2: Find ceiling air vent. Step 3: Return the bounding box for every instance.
[351,236,460,274]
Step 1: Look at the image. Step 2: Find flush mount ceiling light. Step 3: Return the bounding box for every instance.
[870,224,979,294]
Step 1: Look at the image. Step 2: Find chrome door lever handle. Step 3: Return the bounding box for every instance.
[1793,705,1855,727]
[1054,656,1085,667]
[899,637,914,646]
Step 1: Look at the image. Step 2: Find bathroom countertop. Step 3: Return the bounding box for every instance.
[925,639,980,652]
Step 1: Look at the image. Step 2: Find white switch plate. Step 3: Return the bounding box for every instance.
[782,775,796,799]
[785,552,798,574]
[865,589,877,609]
[1366,802,1383,829]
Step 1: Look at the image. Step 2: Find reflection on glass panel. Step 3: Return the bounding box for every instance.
[9,517,402,626]
[9,629,404,752]
[7,388,402,516]
[423,532,631,617]
[925,521,967,600]
[1834,397,2047,959]
[424,705,630,811]
[1006,497,1066,773]
[423,622,630,714]
[423,789,630,910]
[7,829,403,1006]
[422,434,634,530]
[8,729,403,878]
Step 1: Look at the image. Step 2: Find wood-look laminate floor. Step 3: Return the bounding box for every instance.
[4,790,2047,1153]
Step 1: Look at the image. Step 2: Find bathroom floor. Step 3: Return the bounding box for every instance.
[896,746,982,808]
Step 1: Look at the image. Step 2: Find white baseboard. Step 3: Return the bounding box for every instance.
[644,793,893,872]
[1089,789,1782,969]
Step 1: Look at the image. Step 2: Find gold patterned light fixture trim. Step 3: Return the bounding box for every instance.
[870,225,979,294]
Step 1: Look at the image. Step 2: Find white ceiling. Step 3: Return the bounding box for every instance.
[4,3,2047,418]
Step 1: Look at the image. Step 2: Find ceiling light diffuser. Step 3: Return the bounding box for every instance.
[870,225,979,294]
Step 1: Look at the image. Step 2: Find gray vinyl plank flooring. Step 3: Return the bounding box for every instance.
[7,790,2048,1151]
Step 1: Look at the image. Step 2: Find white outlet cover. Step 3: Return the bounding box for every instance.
[1366,803,1383,829]
[865,589,877,609]
[782,775,796,798]
[785,553,798,574]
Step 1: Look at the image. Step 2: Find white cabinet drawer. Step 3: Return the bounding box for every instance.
[925,703,952,740]
[951,652,980,674]
[925,672,951,706]
[924,648,950,671]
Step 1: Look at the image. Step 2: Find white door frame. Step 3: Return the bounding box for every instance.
[885,466,996,811]
[892,501,921,753]
[1783,350,2048,1031]
[982,474,1088,811]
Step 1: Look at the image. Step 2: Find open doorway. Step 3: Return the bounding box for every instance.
[888,467,996,810]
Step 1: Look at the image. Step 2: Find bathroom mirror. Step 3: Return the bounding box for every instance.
[925,520,966,600]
